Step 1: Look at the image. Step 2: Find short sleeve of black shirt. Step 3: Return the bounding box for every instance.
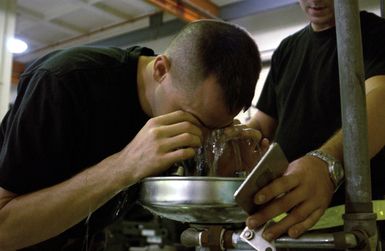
[0,46,154,247]
[0,46,153,194]
[361,11,385,78]
[0,69,82,193]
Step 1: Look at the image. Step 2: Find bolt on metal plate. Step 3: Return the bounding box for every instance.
[240,223,276,251]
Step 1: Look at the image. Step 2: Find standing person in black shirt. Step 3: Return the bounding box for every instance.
[0,19,262,250]
[246,0,385,244]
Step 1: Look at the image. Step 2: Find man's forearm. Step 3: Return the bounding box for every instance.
[0,154,134,251]
[318,75,385,163]
[319,130,344,163]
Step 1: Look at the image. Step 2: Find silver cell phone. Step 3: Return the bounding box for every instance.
[234,142,289,215]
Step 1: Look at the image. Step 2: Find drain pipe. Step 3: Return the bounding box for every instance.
[334,1,378,250]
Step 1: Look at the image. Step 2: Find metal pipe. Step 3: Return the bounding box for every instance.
[334,1,378,249]
[381,0,385,18]
[232,231,358,250]
[182,0,220,19]
[274,232,357,249]
[181,228,359,250]
[334,0,371,213]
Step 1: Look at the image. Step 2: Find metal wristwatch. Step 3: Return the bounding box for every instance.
[307,150,344,192]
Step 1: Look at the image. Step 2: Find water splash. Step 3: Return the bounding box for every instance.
[82,211,92,251]
[113,190,130,217]
[194,129,239,176]
[208,129,227,176]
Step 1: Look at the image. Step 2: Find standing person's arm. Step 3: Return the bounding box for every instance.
[0,110,202,251]
[320,75,385,161]
[246,75,385,241]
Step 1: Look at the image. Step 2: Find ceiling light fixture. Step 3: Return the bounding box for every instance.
[7,38,28,54]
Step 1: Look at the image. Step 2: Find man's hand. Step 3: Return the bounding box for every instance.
[246,155,335,240]
[113,110,203,183]
[212,121,268,176]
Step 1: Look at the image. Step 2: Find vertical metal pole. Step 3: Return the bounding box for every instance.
[334,1,378,250]
[381,0,385,18]
[0,0,16,120]
[335,0,371,209]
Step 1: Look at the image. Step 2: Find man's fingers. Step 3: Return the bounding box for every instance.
[160,121,202,139]
[242,128,262,142]
[260,202,321,241]
[247,188,303,230]
[224,126,261,140]
[150,148,197,175]
[163,133,202,151]
[288,208,325,238]
[153,110,202,127]
[260,138,270,152]
[223,124,246,138]
[251,193,326,241]
[166,147,197,162]
[253,175,299,205]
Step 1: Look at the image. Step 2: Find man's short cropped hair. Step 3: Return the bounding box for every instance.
[165,19,262,113]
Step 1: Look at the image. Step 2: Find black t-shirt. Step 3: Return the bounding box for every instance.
[0,46,153,249]
[257,11,385,205]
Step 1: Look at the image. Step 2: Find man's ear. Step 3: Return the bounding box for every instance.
[153,55,171,83]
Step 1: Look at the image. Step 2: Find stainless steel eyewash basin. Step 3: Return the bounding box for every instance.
[138,176,248,224]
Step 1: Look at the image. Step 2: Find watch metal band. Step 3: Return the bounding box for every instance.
[306,150,344,192]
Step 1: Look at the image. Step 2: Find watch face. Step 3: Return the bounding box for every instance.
[333,163,344,180]
[330,162,344,190]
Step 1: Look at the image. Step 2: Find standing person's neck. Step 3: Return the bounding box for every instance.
[311,21,336,32]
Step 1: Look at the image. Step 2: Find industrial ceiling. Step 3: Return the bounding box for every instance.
[10,0,382,85]
[13,0,300,64]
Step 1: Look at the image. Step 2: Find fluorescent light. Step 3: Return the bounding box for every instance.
[7,38,28,54]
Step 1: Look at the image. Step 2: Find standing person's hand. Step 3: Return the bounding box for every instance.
[246,155,335,240]
[113,110,203,184]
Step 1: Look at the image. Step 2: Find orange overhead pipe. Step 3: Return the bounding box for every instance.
[185,0,219,17]
[146,0,219,22]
